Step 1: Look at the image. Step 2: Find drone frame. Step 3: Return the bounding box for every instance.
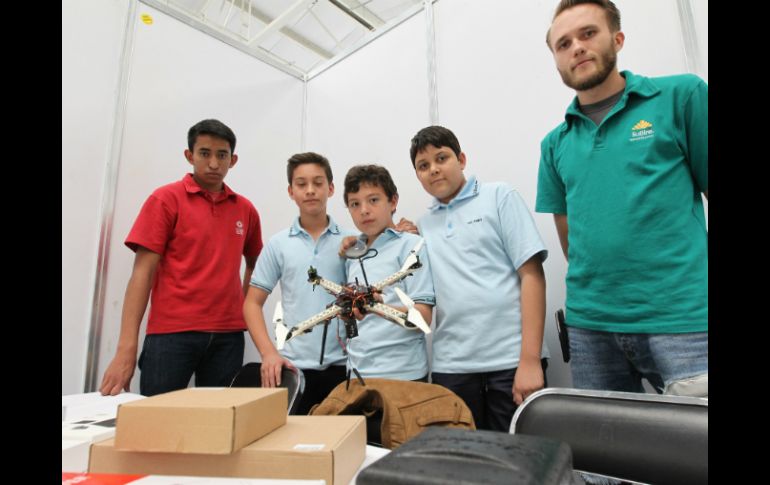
[272,239,431,382]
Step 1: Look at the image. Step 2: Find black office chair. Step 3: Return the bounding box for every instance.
[230,362,305,415]
[511,388,708,485]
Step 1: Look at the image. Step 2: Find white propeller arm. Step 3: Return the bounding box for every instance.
[372,268,418,291]
[372,239,424,291]
[366,302,407,326]
[275,304,343,350]
[367,297,431,335]
[315,277,346,296]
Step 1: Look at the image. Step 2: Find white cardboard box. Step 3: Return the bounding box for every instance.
[62,439,92,472]
[62,392,145,421]
[62,413,117,442]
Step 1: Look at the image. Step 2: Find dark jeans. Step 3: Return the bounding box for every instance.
[138,331,245,396]
[432,359,549,432]
[295,365,348,415]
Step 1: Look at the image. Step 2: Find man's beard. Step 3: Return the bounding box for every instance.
[560,47,617,91]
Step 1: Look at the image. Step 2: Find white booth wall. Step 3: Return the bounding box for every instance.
[62,1,304,394]
[63,0,708,393]
[306,11,431,243]
[63,0,132,394]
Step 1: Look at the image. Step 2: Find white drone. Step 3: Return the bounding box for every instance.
[272,238,431,371]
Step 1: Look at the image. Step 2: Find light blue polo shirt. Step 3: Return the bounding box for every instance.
[250,216,355,370]
[345,229,435,380]
[418,175,549,374]
[536,71,708,333]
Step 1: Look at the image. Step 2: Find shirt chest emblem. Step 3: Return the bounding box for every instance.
[629,119,655,142]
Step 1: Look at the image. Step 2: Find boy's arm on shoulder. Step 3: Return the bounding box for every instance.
[513,255,546,404]
[100,246,161,395]
[395,217,419,235]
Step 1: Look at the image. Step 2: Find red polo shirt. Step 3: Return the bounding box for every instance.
[125,174,263,334]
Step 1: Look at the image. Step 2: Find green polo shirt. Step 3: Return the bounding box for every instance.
[536,71,707,333]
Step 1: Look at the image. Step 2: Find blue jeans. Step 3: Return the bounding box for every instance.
[432,360,548,432]
[568,327,708,393]
[138,331,245,396]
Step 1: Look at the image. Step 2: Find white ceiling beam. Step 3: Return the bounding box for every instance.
[307,1,424,79]
[247,0,317,46]
[330,0,385,29]
[224,0,333,59]
[141,0,306,79]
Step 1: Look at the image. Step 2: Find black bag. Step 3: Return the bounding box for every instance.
[357,426,581,485]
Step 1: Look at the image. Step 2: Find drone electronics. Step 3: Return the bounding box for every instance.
[273,238,430,386]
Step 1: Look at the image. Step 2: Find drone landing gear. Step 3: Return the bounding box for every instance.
[346,367,365,389]
[341,316,365,388]
[318,320,330,366]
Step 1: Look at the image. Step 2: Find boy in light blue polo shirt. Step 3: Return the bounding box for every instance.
[343,164,435,381]
[244,152,354,415]
[410,126,549,432]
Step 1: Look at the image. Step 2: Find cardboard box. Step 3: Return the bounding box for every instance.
[114,388,287,454]
[91,416,366,485]
[63,472,325,484]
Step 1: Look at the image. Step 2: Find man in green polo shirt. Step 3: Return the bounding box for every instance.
[536,0,707,397]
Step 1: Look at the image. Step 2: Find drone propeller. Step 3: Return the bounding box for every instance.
[273,302,291,350]
[399,238,424,273]
[393,287,431,334]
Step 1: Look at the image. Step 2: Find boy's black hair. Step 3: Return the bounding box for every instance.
[287,152,334,184]
[343,164,398,207]
[409,125,462,167]
[187,119,237,153]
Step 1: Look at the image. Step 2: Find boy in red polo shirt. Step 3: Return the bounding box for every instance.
[99,119,263,396]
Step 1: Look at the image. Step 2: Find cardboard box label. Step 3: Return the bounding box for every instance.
[293,444,325,451]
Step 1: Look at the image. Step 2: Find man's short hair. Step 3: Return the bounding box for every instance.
[546,0,621,50]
